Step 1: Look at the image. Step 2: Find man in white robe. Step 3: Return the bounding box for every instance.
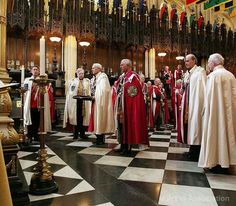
[181,54,206,160]
[63,68,91,139]
[88,63,115,145]
[198,53,236,171]
[24,66,51,142]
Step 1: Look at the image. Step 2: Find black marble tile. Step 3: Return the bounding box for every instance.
[123,180,162,204]
[96,165,126,178]
[30,190,109,206]
[66,145,88,153]
[169,142,189,148]
[19,152,55,161]
[147,146,169,152]
[163,170,210,187]
[149,138,170,142]
[212,189,236,206]
[24,163,66,174]
[79,154,103,163]
[129,158,166,169]
[167,153,195,162]
[54,176,83,195]
[153,132,171,135]
[97,182,159,206]
[107,149,139,157]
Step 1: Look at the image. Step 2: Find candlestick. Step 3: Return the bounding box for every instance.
[40,36,46,75]
[21,65,25,87]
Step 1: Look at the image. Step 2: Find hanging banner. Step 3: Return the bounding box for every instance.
[227,5,236,17]
[186,0,198,5]
[204,0,232,10]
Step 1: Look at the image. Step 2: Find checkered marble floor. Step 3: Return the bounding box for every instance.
[18,129,236,206]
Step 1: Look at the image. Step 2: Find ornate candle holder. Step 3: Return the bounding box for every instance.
[29,75,58,195]
[16,87,27,145]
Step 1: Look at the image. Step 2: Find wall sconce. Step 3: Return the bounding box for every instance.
[79,41,90,47]
[176,56,184,60]
[79,41,90,71]
[158,52,167,57]
[49,36,61,42]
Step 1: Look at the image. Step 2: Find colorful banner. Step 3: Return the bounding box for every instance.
[204,0,232,10]
[186,0,198,5]
[227,5,236,17]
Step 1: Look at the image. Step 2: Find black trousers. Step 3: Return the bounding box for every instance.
[28,108,40,141]
[74,100,85,139]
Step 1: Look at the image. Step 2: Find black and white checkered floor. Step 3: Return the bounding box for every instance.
[18,129,236,206]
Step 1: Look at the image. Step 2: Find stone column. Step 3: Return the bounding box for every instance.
[64,35,77,93]
[0,0,11,83]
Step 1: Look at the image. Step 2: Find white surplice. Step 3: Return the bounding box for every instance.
[23,76,51,132]
[181,65,207,145]
[63,78,91,127]
[92,72,115,134]
[199,66,236,168]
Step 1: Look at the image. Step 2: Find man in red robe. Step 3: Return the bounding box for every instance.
[115,59,149,155]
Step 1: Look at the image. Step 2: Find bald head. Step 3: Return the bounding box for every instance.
[185,54,197,70]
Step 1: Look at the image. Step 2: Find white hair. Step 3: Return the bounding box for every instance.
[208,53,224,66]
[92,63,103,70]
[77,68,84,73]
[121,59,132,67]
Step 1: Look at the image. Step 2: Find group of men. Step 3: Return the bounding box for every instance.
[23,53,236,171]
[178,53,236,172]
[62,59,149,154]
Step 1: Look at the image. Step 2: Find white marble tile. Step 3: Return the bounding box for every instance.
[54,165,83,179]
[85,131,93,135]
[78,147,112,155]
[118,167,164,183]
[165,160,203,173]
[159,184,218,206]
[168,147,189,154]
[95,156,133,167]
[23,171,34,185]
[57,136,74,141]
[105,138,118,144]
[171,133,178,136]
[95,203,114,206]
[45,147,55,155]
[47,155,67,165]
[206,173,236,191]
[19,159,37,170]
[66,141,93,147]
[50,132,73,137]
[150,141,169,147]
[170,138,177,143]
[87,134,97,139]
[17,151,33,158]
[67,180,94,195]
[135,151,167,160]
[151,134,171,139]
[29,193,62,202]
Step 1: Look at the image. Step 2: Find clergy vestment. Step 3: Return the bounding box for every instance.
[198,66,236,168]
[24,76,51,141]
[88,72,115,134]
[115,71,149,145]
[63,78,91,128]
[180,66,206,145]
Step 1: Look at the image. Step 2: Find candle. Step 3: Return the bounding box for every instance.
[61,40,64,72]
[40,36,46,75]
[21,65,25,87]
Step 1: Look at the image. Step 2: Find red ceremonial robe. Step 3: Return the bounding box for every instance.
[121,71,149,145]
[147,85,154,128]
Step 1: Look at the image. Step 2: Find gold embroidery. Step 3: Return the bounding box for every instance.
[127,86,138,97]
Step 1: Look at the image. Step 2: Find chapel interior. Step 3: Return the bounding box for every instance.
[0,0,236,206]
